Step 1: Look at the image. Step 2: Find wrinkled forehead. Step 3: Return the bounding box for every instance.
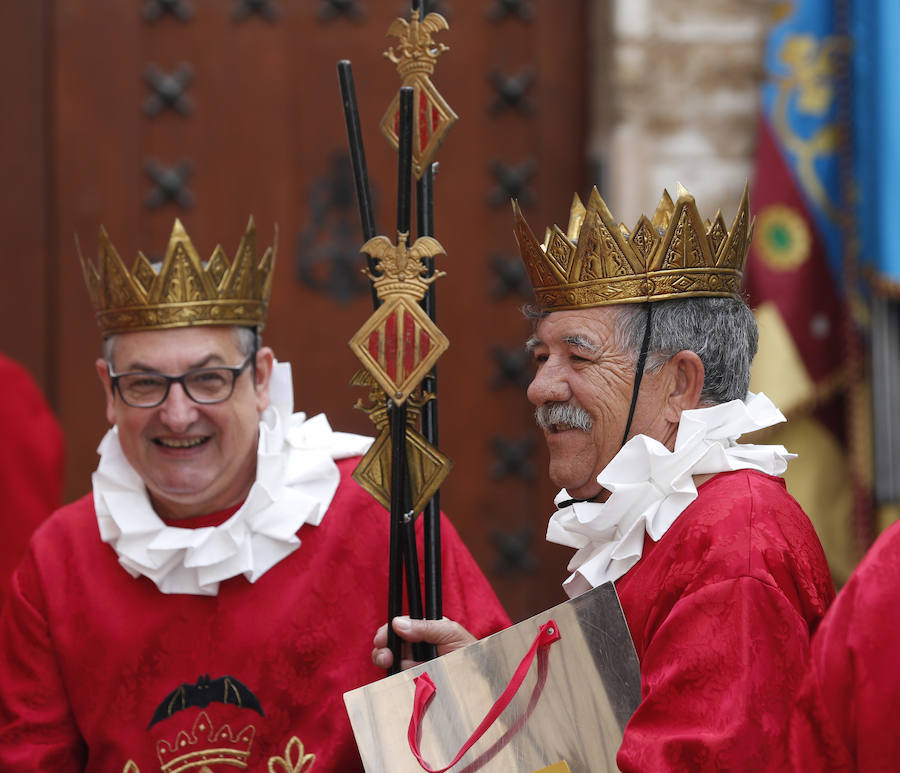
[527,307,622,350]
[105,325,246,370]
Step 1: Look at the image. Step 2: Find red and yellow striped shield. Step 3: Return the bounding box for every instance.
[349,296,449,407]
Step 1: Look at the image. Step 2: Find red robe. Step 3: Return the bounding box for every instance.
[0,353,64,608]
[614,469,834,772]
[0,457,510,772]
[789,518,900,772]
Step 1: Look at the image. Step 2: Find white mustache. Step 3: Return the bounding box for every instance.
[535,401,593,432]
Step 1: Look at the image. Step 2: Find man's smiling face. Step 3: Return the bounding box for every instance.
[96,326,272,520]
[526,306,669,500]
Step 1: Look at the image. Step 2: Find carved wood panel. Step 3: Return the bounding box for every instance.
[0,0,587,623]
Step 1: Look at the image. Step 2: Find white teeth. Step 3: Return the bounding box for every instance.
[157,437,206,449]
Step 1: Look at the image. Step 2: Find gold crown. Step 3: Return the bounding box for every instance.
[79,217,275,337]
[512,183,754,311]
[384,11,450,78]
[156,711,255,771]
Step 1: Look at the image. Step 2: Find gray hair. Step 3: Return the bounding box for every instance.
[103,326,261,365]
[614,297,758,404]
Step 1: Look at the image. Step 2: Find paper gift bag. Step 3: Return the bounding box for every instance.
[344,582,640,773]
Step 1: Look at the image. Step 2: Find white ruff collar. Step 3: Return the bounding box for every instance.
[546,392,795,598]
[92,361,373,596]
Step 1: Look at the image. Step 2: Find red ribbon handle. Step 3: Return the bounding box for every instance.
[407,619,562,772]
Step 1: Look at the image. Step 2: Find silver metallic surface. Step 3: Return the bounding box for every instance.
[872,294,900,502]
[344,582,641,772]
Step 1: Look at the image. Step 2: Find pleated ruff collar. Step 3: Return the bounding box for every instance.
[547,392,795,598]
[92,361,373,596]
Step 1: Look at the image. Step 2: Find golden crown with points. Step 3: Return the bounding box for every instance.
[156,712,255,772]
[79,217,275,337]
[512,182,754,311]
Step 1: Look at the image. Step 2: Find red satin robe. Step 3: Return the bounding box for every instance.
[0,457,510,772]
[0,353,64,608]
[614,469,835,772]
[789,518,900,772]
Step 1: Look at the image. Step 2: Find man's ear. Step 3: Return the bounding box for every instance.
[662,350,705,423]
[95,358,117,425]
[253,346,275,413]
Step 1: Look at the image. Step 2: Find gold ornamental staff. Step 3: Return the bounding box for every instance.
[339,0,457,673]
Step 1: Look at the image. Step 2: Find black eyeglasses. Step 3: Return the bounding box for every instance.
[108,354,254,408]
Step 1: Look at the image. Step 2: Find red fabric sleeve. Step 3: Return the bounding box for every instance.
[618,575,816,772]
[789,521,900,772]
[0,354,65,607]
[0,547,86,770]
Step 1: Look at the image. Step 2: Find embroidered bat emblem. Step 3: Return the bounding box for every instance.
[147,674,264,729]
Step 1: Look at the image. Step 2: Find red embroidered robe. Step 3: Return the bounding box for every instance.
[0,458,510,772]
[789,518,900,772]
[615,469,835,772]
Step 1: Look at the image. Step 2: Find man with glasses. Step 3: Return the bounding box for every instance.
[0,218,509,770]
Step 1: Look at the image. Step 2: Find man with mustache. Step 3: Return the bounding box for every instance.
[0,219,509,771]
[374,185,835,771]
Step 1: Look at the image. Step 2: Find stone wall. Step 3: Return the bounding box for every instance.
[591,0,771,223]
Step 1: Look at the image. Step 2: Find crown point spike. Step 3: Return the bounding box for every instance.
[567,193,587,241]
[75,232,94,276]
[570,186,646,279]
[75,232,98,291]
[652,190,675,231]
[712,182,753,271]
[736,180,752,222]
[584,187,607,217]
[269,223,279,267]
[675,181,691,200]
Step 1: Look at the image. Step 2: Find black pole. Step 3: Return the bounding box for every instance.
[397,87,428,660]
[417,164,442,637]
[337,60,380,310]
[416,0,441,655]
[386,87,428,671]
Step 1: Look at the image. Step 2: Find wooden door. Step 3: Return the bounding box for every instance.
[0,0,587,623]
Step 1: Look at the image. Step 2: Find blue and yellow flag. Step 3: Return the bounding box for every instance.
[745,0,868,581]
[853,0,900,286]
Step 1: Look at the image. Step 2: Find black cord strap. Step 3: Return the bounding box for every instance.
[554,303,654,512]
[620,303,654,448]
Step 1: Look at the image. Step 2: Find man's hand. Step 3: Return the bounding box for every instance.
[372,616,477,671]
